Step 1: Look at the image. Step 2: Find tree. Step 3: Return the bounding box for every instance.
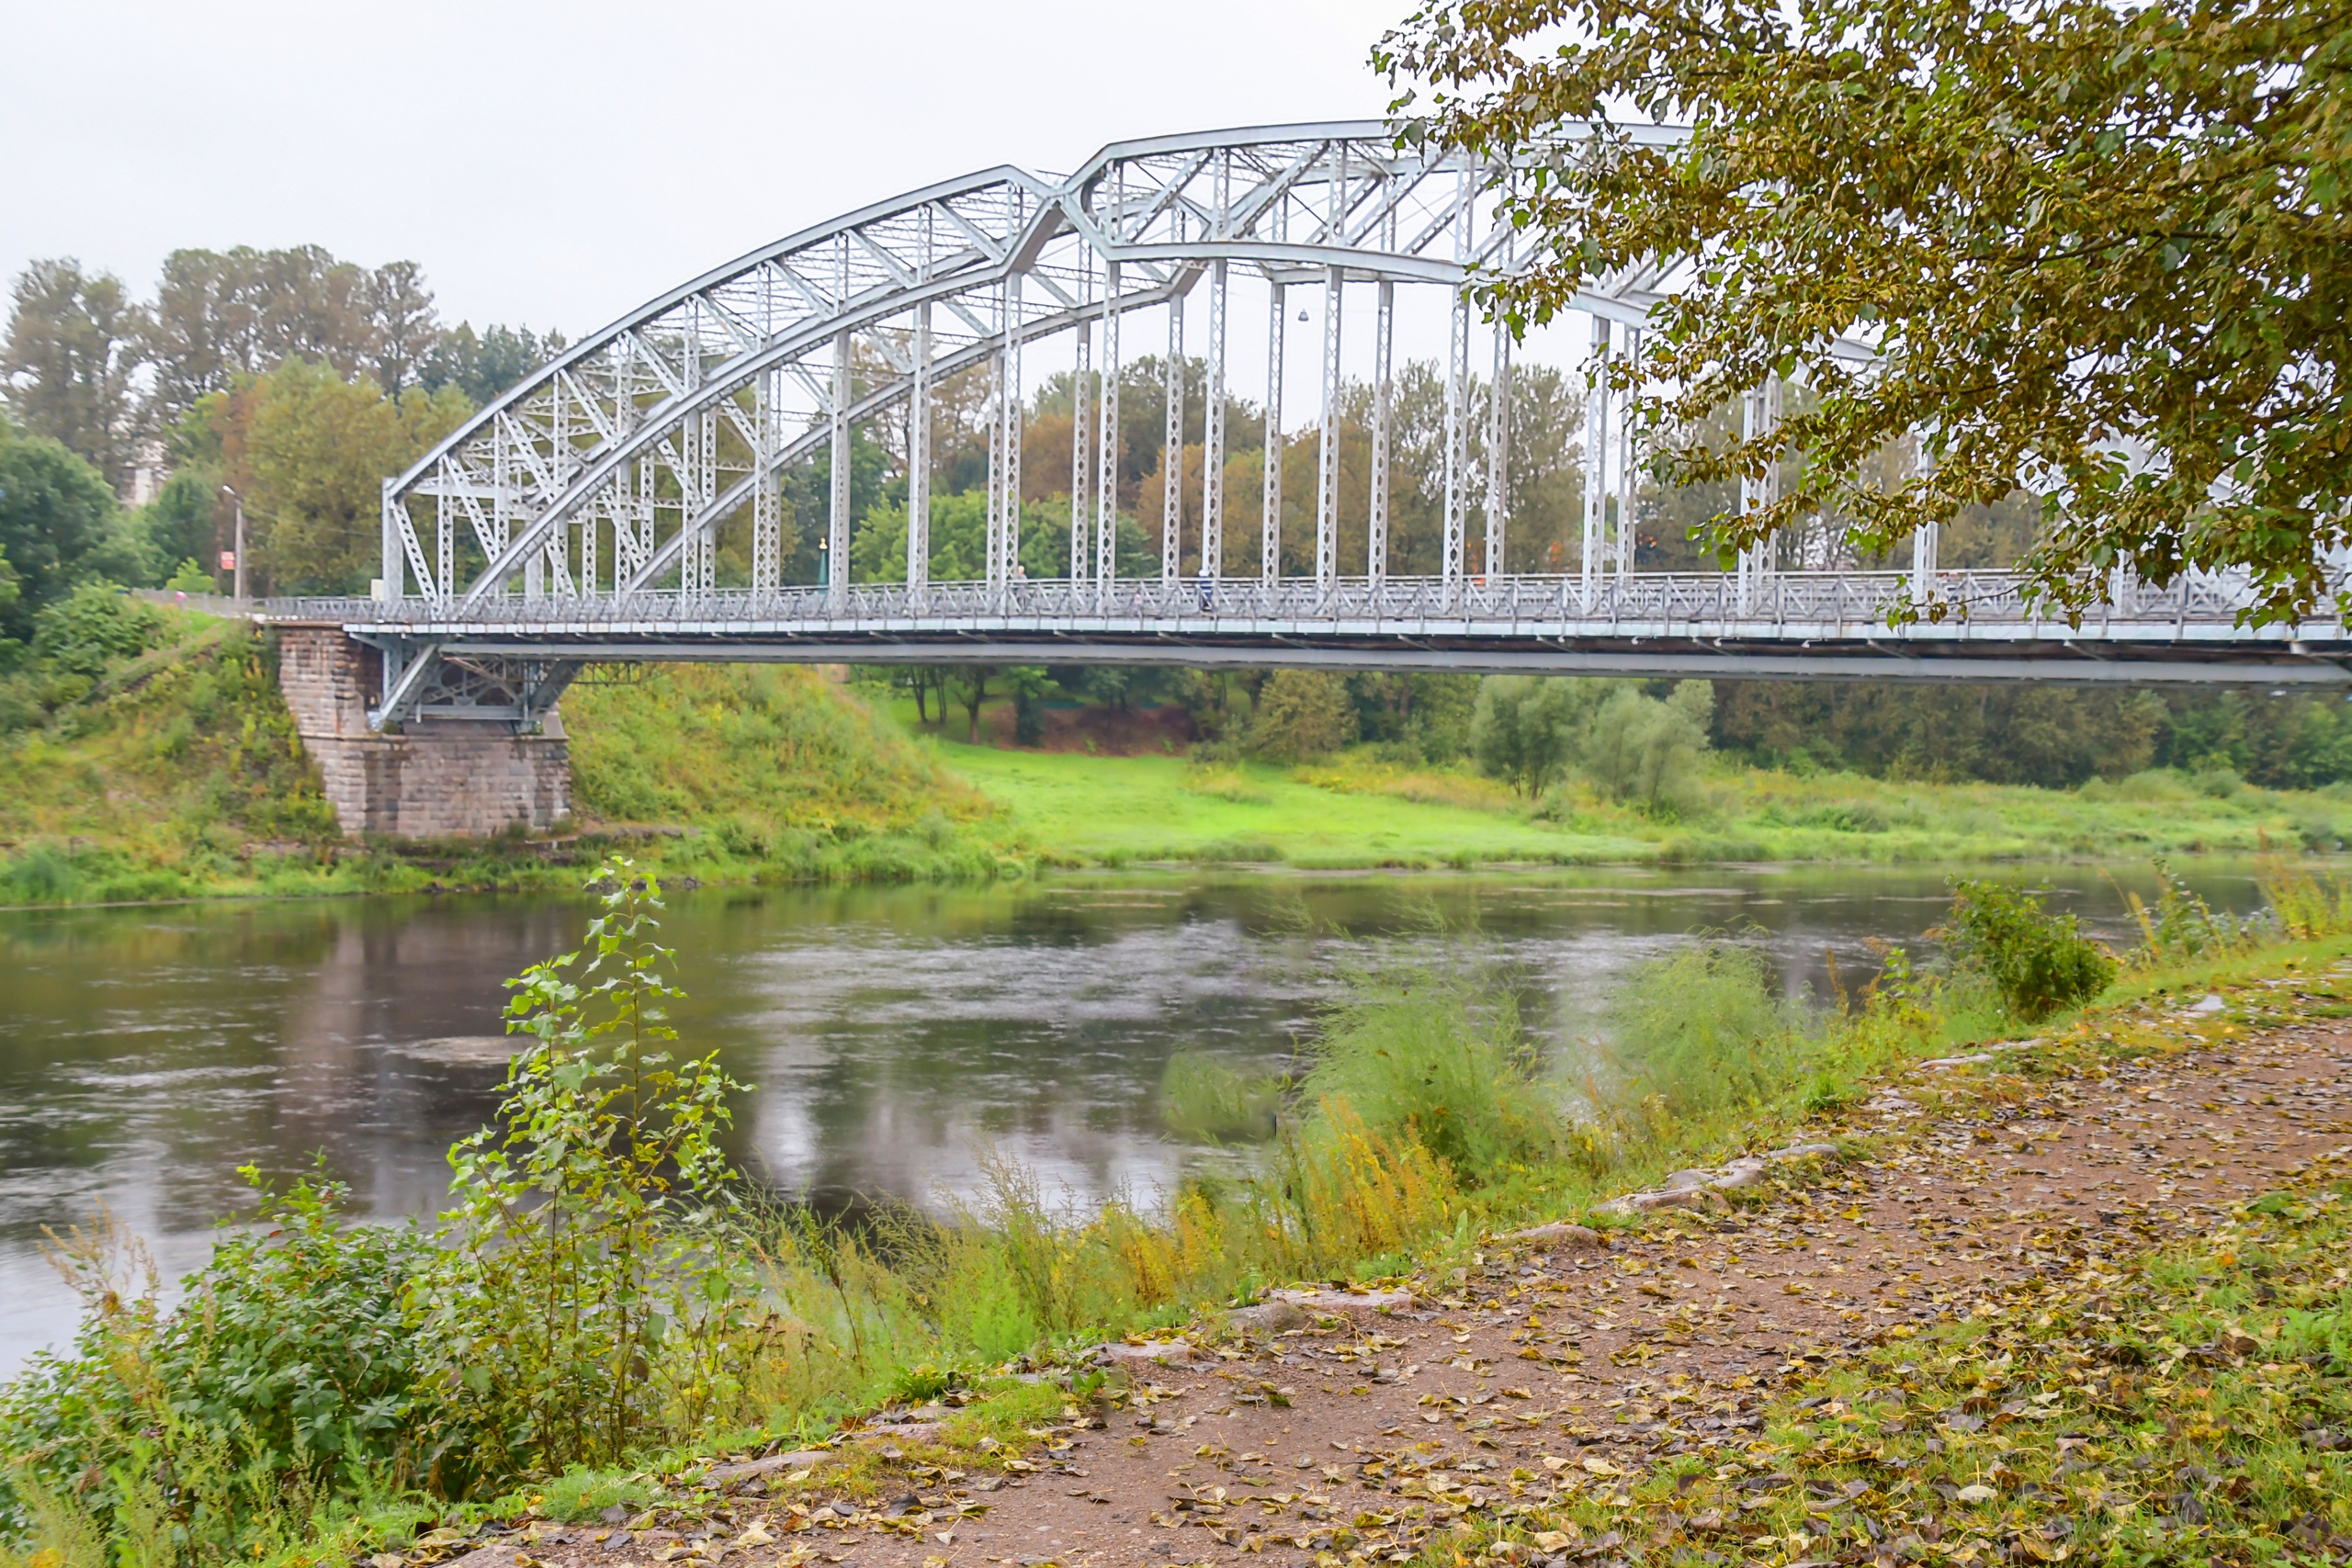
[0,415,136,640]
[1469,675,1598,795]
[1711,681,2165,784]
[1581,680,1714,814]
[143,246,443,431]
[1248,670,1359,761]
[952,667,994,743]
[366,261,440,393]
[1382,0,2352,624]
[134,468,221,584]
[851,489,1117,584]
[204,361,470,595]
[1,260,147,491]
[418,321,562,407]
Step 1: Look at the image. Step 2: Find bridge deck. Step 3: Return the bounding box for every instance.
[238,571,2352,689]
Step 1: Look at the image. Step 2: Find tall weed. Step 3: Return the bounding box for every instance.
[1602,943,1794,1119]
[1297,964,1560,1181]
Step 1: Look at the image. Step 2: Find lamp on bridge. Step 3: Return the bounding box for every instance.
[219,484,246,604]
[818,533,830,589]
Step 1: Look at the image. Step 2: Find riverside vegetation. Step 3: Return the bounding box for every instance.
[2,854,2347,1568]
[0,596,1008,906]
[4,591,2351,906]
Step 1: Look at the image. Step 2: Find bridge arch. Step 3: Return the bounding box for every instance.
[381,120,1692,617]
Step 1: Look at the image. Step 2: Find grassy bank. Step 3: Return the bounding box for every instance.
[5,858,2345,1568]
[0,606,1025,906]
[8,605,2349,909]
[922,723,2346,870]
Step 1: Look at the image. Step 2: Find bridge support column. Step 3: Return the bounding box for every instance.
[276,626,571,840]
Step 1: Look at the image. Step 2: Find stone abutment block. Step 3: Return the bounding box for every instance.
[275,625,571,839]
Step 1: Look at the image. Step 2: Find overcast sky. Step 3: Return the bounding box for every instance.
[2,0,1415,340]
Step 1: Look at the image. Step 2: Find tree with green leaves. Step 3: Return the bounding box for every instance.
[0,415,140,641]
[1582,679,1715,814]
[417,321,564,406]
[1381,0,2352,624]
[1249,670,1360,761]
[409,860,752,1483]
[0,260,146,491]
[1469,675,1599,795]
[182,360,469,595]
[141,245,446,429]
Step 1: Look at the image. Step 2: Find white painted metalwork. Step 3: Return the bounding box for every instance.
[907,299,933,602]
[1162,275,1184,585]
[1315,263,1343,595]
[1486,322,1510,580]
[1262,276,1284,587]
[1370,276,1395,591]
[1617,326,1642,576]
[1581,314,1611,604]
[355,120,2339,729]
[1736,376,1782,608]
[1202,255,1227,585]
[1097,258,1122,602]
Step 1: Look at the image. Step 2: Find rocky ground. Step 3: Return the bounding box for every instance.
[432,965,2352,1568]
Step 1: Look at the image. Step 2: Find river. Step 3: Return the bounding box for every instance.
[0,860,2266,1371]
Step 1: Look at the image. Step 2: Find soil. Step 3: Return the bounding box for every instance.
[462,973,2352,1568]
[974,703,1200,757]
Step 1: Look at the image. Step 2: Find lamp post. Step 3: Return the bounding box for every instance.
[220,485,246,604]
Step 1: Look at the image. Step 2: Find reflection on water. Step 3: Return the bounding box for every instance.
[0,861,2265,1369]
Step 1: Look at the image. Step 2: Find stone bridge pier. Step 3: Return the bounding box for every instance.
[275,625,571,838]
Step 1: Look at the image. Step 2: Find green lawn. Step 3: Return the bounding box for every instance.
[937,741,1654,867]
[915,711,2352,870]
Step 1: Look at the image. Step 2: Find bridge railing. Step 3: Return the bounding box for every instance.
[254,569,2289,632]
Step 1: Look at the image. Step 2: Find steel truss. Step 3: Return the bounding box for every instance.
[374,120,1723,726]
[365,120,2342,728]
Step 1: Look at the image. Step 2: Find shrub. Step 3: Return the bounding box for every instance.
[406,858,759,1487]
[1468,675,1596,795]
[1248,671,1358,761]
[1937,878,2116,1021]
[0,1169,429,1555]
[1581,681,1714,815]
[30,583,164,679]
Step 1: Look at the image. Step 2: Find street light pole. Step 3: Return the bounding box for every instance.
[220,485,246,604]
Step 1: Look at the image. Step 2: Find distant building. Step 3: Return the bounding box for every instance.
[123,438,169,507]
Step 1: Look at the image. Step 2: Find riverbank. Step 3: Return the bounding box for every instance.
[0,610,1023,906]
[5,610,2347,908]
[4,863,2346,1568]
[926,727,2345,870]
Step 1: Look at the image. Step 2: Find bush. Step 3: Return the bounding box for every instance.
[1248,671,1357,761]
[1468,675,1595,795]
[407,859,760,1486]
[30,583,164,679]
[1582,681,1714,815]
[0,1167,430,1554]
[1937,878,2116,1021]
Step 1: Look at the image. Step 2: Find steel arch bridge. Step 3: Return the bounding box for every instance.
[296,121,2349,730]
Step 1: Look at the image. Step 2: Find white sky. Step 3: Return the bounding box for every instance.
[1,0,1419,342]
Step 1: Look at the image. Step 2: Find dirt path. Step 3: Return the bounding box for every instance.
[483,971,2352,1568]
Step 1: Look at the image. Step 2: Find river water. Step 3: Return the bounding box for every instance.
[0,861,2267,1371]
